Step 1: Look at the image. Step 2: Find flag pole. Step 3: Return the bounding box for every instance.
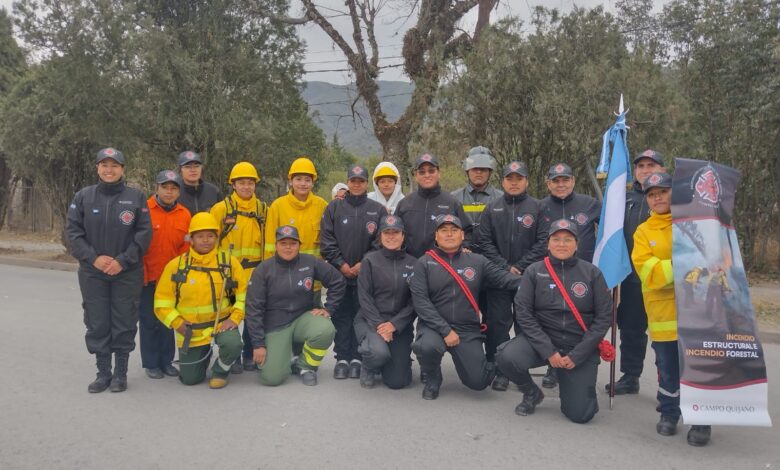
[608,94,625,410]
[609,285,620,409]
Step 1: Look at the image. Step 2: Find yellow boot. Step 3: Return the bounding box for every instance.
[209,376,228,389]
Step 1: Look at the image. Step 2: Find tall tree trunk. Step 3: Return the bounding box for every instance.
[0,157,12,230]
[376,123,412,185]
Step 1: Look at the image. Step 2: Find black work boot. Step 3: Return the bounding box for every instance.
[421,368,442,400]
[333,360,349,379]
[605,374,640,395]
[656,415,679,436]
[515,383,544,416]
[360,365,377,389]
[491,367,509,392]
[348,360,362,379]
[88,353,112,393]
[109,353,129,393]
[541,366,558,388]
[687,425,712,447]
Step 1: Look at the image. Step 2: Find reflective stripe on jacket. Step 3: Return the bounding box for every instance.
[154,248,247,348]
[210,193,267,270]
[632,211,676,341]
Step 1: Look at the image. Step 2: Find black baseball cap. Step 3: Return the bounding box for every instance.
[548,163,573,179]
[415,153,439,169]
[156,170,181,187]
[347,165,369,181]
[642,171,672,192]
[96,147,125,166]
[633,149,664,166]
[275,225,301,242]
[502,161,529,178]
[177,151,202,166]
[548,218,578,239]
[434,214,463,230]
[379,214,405,232]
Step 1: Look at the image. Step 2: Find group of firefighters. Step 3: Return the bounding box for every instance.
[64,145,711,447]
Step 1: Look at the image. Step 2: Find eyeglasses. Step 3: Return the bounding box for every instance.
[549,237,576,244]
[417,168,438,175]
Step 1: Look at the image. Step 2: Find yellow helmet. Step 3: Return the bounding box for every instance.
[189,212,220,234]
[228,161,260,183]
[373,165,398,182]
[287,157,318,181]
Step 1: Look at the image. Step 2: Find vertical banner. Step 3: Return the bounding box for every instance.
[671,158,771,426]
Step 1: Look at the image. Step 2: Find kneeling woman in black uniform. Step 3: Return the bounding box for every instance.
[354,215,417,389]
[496,219,612,423]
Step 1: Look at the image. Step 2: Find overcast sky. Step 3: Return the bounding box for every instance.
[1,0,626,84]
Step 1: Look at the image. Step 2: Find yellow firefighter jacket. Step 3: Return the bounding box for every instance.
[263,190,328,259]
[632,211,676,342]
[154,247,247,348]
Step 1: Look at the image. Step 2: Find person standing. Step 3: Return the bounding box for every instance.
[475,161,547,391]
[632,171,712,446]
[210,161,267,372]
[451,146,503,226]
[154,213,247,389]
[496,219,612,423]
[245,226,345,386]
[411,215,521,400]
[354,214,417,389]
[264,156,328,261]
[607,149,666,395]
[538,162,601,388]
[139,170,191,379]
[320,165,386,379]
[395,153,473,258]
[367,161,405,214]
[66,147,152,393]
[176,150,222,215]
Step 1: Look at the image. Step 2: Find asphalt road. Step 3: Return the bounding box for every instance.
[0,264,777,469]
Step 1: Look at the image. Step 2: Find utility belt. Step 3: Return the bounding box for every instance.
[240,259,261,269]
[181,313,232,353]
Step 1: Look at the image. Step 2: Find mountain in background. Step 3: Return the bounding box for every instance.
[301,81,414,157]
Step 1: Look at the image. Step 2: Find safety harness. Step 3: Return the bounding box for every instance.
[219,196,266,269]
[219,196,266,242]
[171,250,237,356]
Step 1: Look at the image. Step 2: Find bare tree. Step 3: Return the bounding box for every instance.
[257,0,496,172]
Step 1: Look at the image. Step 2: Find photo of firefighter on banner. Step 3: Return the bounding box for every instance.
[671,158,771,427]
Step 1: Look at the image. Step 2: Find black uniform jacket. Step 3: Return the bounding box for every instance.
[66,179,152,271]
[514,254,612,366]
[395,185,473,258]
[411,247,521,336]
[623,181,651,284]
[178,179,222,215]
[320,192,387,284]
[245,253,346,348]
[539,192,601,262]
[476,192,547,272]
[356,247,417,331]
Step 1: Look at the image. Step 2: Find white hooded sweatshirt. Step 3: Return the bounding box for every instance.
[367,161,405,214]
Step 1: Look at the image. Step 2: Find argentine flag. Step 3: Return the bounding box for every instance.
[593,110,632,289]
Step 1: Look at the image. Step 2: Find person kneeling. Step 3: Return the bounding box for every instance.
[154,213,247,389]
[245,226,346,386]
[354,215,417,389]
[411,215,521,400]
[496,219,612,423]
